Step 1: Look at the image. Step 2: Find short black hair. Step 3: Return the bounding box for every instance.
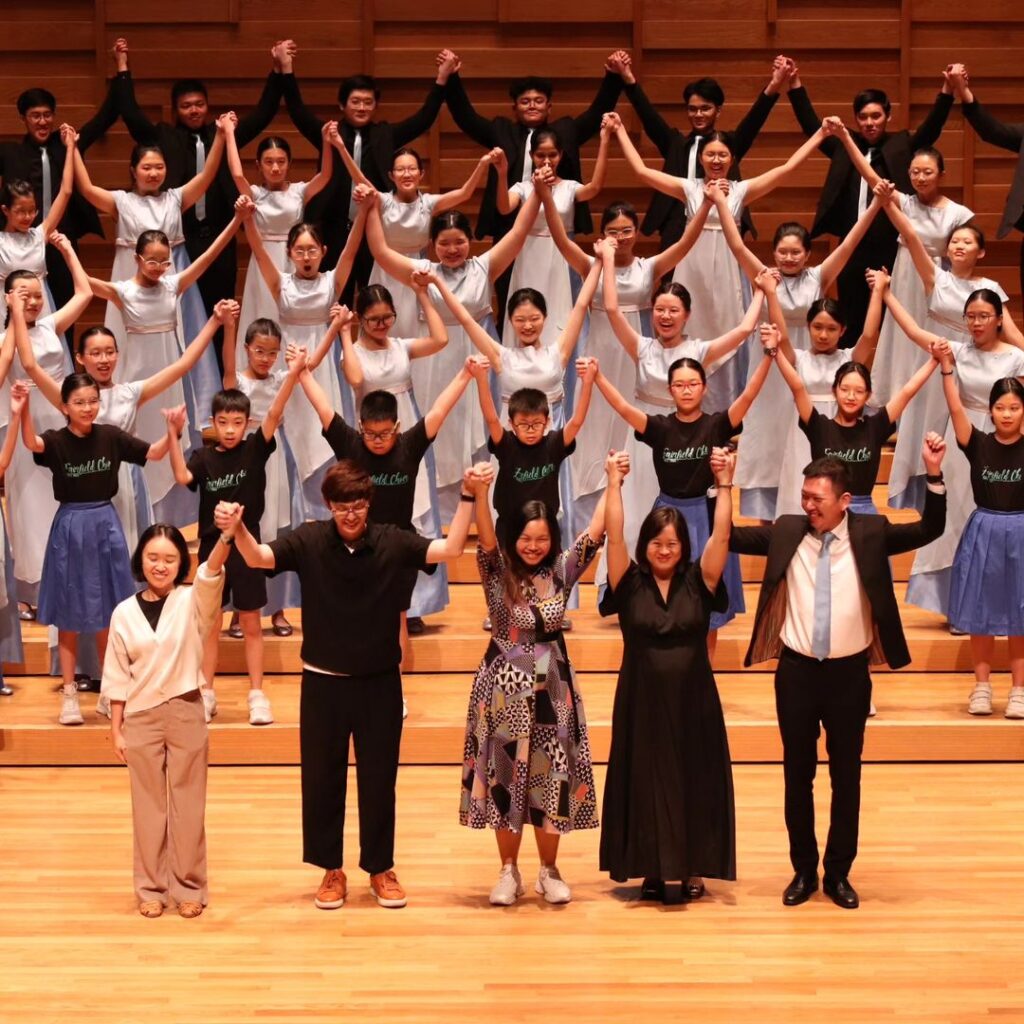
[853,88,891,116]
[212,388,251,418]
[244,318,282,346]
[17,88,55,115]
[359,390,399,424]
[683,78,724,107]
[171,79,208,105]
[509,76,553,101]
[60,372,100,405]
[339,74,380,105]
[508,388,549,420]
[132,524,192,585]
[803,456,851,496]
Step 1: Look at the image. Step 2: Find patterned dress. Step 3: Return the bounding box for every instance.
[460,533,601,834]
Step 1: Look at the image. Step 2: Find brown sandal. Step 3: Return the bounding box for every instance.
[138,900,163,918]
[178,900,204,919]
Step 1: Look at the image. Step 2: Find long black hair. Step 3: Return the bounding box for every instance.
[499,500,562,607]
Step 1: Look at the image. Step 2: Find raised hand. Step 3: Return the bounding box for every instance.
[605,449,631,483]
[285,344,308,374]
[59,123,79,148]
[410,268,436,290]
[436,48,461,83]
[329,303,354,329]
[463,461,495,494]
[709,446,736,485]
[929,338,954,370]
[213,298,240,323]
[759,322,781,353]
[592,235,617,259]
[577,356,599,384]
[113,37,129,73]
[162,404,188,436]
[821,115,846,137]
[921,431,947,475]
[352,183,377,206]
[872,179,896,204]
[483,147,504,168]
[214,500,245,536]
[865,266,891,292]
[754,266,778,294]
[215,111,237,133]
[601,111,623,134]
[47,230,73,254]
[9,380,31,418]
[234,194,256,219]
[466,355,490,378]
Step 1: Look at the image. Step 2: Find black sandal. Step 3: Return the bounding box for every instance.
[640,877,665,901]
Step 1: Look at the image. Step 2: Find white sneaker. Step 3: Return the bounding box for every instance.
[96,693,111,719]
[1005,688,1024,720]
[489,863,525,906]
[535,864,571,904]
[59,687,84,726]
[247,689,273,726]
[968,684,993,716]
[868,701,877,718]
[202,687,218,723]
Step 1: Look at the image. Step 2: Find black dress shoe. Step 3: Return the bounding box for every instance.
[406,616,425,635]
[823,876,859,909]
[782,871,819,906]
[639,877,665,901]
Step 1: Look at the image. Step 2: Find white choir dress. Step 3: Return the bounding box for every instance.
[872,193,973,407]
[416,254,494,516]
[674,178,750,412]
[775,348,851,516]
[352,337,448,617]
[370,192,441,338]
[0,226,55,315]
[277,271,352,518]
[237,181,308,358]
[888,269,1007,510]
[736,265,823,519]
[905,339,1024,615]
[507,179,582,349]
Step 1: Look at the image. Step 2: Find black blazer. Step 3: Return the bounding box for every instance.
[0,78,120,240]
[115,70,283,236]
[788,85,953,238]
[445,71,622,240]
[962,98,1024,238]
[623,81,778,245]
[730,487,946,669]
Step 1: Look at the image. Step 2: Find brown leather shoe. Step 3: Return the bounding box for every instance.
[370,869,407,908]
[315,868,347,909]
[178,900,203,919]
[138,900,164,918]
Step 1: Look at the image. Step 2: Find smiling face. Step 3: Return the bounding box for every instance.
[964,296,1001,345]
[834,369,871,419]
[515,518,552,566]
[135,240,173,284]
[646,523,685,578]
[132,151,167,194]
[668,363,706,415]
[175,91,208,132]
[808,310,846,353]
[432,226,470,268]
[389,153,423,196]
[855,102,890,145]
[774,233,810,275]
[530,137,562,175]
[513,90,551,128]
[62,383,100,432]
[359,300,396,343]
[602,213,637,258]
[342,89,377,127]
[991,393,1024,437]
[76,333,119,385]
[244,332,280,379]
[652,293,688,342]
[11,277,44,323]
[213,410,248,449]
[141,535,182,596]
[947,227,983,273]
[801,474,850,532]
[22,104,54,145]
[700,139,733,179]
[288,230,325,278]
[509,300,546,347]
[2,193,38,233]
[909,152,943,201]
[686,95,720,134]
[258,146,290,187]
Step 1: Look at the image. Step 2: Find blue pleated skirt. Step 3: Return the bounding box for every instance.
[0,503,24,665]
[949,508,1024,635]
[848,494,879,516]
[37,501,135,633]
[653,492,745,630]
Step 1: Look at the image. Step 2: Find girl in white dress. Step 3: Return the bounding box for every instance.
[86,204,246,523]
[496,121,610,349]
[332,129,497,339]
[364,184,540,517]
[536,177,713,532]
[882,285,1024,618]
[243,195,368,517]
[713,178,890,520]
[2,235,89,617]
[225,117,332,353]
[611,113,829,411]
[0,123,77,313]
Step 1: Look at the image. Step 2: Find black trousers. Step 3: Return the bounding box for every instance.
[774,646,872,880]
[299,667,404,874]
[834,220,899,344]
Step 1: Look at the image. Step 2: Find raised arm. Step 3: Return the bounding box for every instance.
[307,305,350,371]
[42,126,77,235]
[535,176,589,276]
[180,119,226,211]
[220,302,240,389]
[232,66,286,149]
[332,200,370,294]
[328,122,373,190]
[363,190,418,283]
[649,185,714,280]
[72,147,116,216]
[709,182,763,282]
[164,408,193,487]
[215,504,277,570]
[1000,308,1024,351]
[572,69,624,143]
[7,292,61,409]
[935,341,971,447]
[818,187,888,292]
[296,350,339,431]
[391,73,447,148]
[613,120,686,200]
[620,76,674,155]
[428,272,503,370]
[832,117,883,190]
[426,463,494,563]
[486,186,541,280]
[759,270,796,365]
[304,124,334,204]
[338,319,364,393]
[959,84,1024,153]
[423,359,475,440]
[472,357,504,445]
[279,64,324,148]
[86,276,122,305]
[48,232,93,335]
[849,272,886,364]
[224,117,253,198]
[727,339,777,427]
[878,184,937,292]
[603,449,630,591]
[1,383,29,475]
[143,303,233,405]
[574,115,612,203]
[555,255,603,368]
[910,82,954,150]
[701,447,736,591]
[744,126,828,204]
[773,343,814,423]
[175,204,245,292]
[882,284,943,352]
[564,357,596,445]
[703,290,765,366]
[20,397,45,453]
[886,349,940,423]
[0,302,18,386]
[443,72,500,148]
[241,197,283,299]
[112,43,159,143]
[602,240,640,363]
[405,276,449,358]
[594,362,647,434]
[433,148,499,215]
[262,344,306,440]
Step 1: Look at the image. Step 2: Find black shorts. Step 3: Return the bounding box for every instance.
[199,536,267,612]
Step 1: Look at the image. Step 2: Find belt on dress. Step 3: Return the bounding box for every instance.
[127,323,176,335]
[593,302,645,314]
[261,233,290,242]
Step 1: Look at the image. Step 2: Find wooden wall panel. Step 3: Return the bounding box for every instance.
[2,0,1023,313]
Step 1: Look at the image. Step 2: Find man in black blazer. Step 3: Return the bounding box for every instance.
[279,44,457,297]
[442,49,624,320]
[783,58,955,340]
[0,58,121,338]
[730,438,947,909]
[954,71,1024,296]
[609,54,787,254]
[112,38,285,365]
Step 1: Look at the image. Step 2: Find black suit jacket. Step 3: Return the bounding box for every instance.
[730,487,946,669]
[0,78,120,239]
[962,98,1024,237]
[623,81,778,245]
[115,70,283,237]
[445,71,622,240]
[788,85,953,238]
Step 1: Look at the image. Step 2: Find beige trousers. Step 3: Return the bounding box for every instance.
[124,690,209,906]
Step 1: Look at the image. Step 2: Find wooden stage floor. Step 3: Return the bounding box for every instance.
[3,763,1023,1023]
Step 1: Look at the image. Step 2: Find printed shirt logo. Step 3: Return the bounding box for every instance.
[513,464,556,483]
[824,445,872,464]
[661,443,708,464]
[205,468,247,492]
[64,456,112,478]
[981,465,1023,484]
[372,470,410,487]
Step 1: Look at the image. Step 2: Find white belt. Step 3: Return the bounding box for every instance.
[127,323,176,335]
[593,303,646,314]
[262,233,290,242]
[527,228,553,238]
[703,223,725,232]
[368,381,412,396]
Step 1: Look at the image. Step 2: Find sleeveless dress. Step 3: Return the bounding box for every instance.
[237,181,308,358]
[507,179,582,349]
[370,192,441,338]
[0,226,54,315]
[352,337,448,618]
[889,269,1008,510]
[736,265,823,519]
[905,340,1024,615]
[674,178,750,412]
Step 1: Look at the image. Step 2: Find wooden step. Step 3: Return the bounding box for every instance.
[4,672,1021,767]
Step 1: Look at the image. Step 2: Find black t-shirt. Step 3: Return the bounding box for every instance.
[322,414,432,530]
[488,428,573,521]
[799,408,894,497]
[186,430,276,542]
[34,424,149,503]
[960,426,1024,512]
[269,520,432,675]
[638,411,738,499]
[136,592,168,631]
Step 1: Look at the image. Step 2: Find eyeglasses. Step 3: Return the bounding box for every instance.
[68,397,100,408]
[965,312,995,323]
[26,112,54,124]
[329,500,370,519]
[511,419,546,433]
[669,381,703,392]
[604,228,635,239]
[361,313,396,329]
[687,104,716,116]
[141,258,173,270]
[291,247,321,258]
[361,427,397,442]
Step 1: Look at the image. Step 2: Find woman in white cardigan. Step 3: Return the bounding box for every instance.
[102,521,230,919]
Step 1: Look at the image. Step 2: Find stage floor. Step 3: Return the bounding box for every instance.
[3,763,1023,1023]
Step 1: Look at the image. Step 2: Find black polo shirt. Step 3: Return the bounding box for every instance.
[268,520,431,675]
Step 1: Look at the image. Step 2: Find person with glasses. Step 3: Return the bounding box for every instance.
[15,373,174,726]
[214,457,491,911]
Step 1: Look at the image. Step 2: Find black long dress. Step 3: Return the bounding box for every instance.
[599,561,737,884]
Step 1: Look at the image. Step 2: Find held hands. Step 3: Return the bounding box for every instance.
[769,54,795,92]
[9,380,31,419]
[410,268,437,291]
[576,356,599,384]
[865,266,891,292]
[709,446,736,486]
[592,235,617,259]
[605,50,635,85]
[921,431,947,475]
[214,500,245,538]
[352,183,378,206]
[47,230,73,254]
[161,404,188,437]
[329,303,355,331]
[704,178,730,205]
[604,449,631,485]
[532,166,556,190]
[754,266,778,294]
[821,115,847,138]
[59,123,79,148]
[600,111,624,135]
[759,322,781,354]
[113,37,129,73]
[215,111,237,134]
[462,461,494,495]
[234,194,256,220]
[943,63,968,98]
[929,338,954,370]
[284,344,308,375]
[271,39,297,73]
[466,355,490,378]
[482,147,504,168]
[872,179,896,205]
[213,298,240,325]
[435,49,462,82]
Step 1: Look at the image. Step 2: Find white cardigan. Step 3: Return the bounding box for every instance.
[102,563,225,714]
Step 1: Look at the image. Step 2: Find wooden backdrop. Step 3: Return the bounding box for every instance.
[3,0,1023,311]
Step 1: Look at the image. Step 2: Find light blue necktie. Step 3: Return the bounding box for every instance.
[194,135,206,222]
[348,129,363,221]
[40,147,52,218]
[521,129,534,182]
[811,531,835,661]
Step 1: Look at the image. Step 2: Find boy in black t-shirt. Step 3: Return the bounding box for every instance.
[167,346,306,725]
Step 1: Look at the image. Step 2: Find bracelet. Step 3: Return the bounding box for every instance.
[925,473,944,483]
[716,482,734,488]
[459,492,475,503]
[763,347,778,357]
[940,370,954,376]
[219,532,234,546]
